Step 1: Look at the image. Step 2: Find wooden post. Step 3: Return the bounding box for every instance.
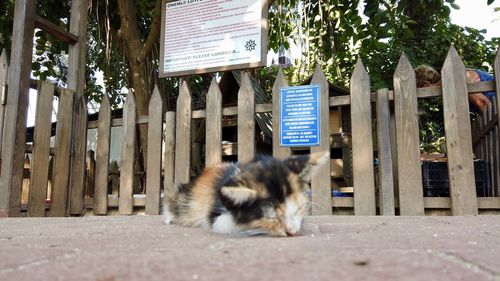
[0,0,36,217]
[28,82,54,217]
[145,86,164,215]
[310,65,332,215]
[69,95,88,215]
[389,110,399,201]
[163,112,176,209]
[441,46,478,215]
[205,78,222,166]
[493,97,500,196]
[119,91,137,215]
[376,88,395,215]
[272,68,291,160]
[175,81,192,186]
[0,50,8,159]
[494,48,500,196]
[350,60,376,215]
[393,54,424,215]
[238,71,256,162]
[485,104,495,195]
[94,94,112,215]
[49,89,75,217]
[66,0,88,93]
[67,0,89,216]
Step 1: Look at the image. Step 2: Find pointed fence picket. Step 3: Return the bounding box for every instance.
[69,94,88,215]
[272,69,291,160]
[145,87,164,215]
[441,46,478,215]
[393,54,425,216]
[350,60,376,215]
[119,91,136,215]
[94,94,111,215]
[237,71,256,162]
[175,81,192,187]
[310,65,333,215]
[28,82,54,217]
[205,78,222,166]
[375,88,395,216]
[49,89,74,217]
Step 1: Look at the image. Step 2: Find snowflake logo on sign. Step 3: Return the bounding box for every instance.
[245,40,256,52]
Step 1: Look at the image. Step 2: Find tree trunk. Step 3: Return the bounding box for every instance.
[117,0,162,179]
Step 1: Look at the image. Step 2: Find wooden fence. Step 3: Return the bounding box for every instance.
[0,46,499,217]
[472,97,500,196]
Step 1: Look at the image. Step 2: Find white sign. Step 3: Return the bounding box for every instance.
[160,0,267,77]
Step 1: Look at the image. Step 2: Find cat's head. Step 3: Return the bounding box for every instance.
[219,152,329,236]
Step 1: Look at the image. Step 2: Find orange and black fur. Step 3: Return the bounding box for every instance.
[164,152,329,236]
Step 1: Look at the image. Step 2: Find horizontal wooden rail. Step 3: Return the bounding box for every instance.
[30,78,64,96]
[331,197,500,209]
[35,16,78,44]
[84,81,496,131]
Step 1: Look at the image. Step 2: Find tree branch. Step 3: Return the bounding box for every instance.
[142,0,162,58]
[117,0,143,60]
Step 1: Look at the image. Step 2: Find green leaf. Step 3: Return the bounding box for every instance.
[32,62,41,71]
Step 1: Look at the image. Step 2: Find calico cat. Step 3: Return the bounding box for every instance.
[164,152,329,236]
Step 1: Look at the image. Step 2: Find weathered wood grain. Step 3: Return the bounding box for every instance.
[310,65,332,215]
[490,101,498,196]
[237,71,256,162]
[375,88,395,216]
[94,94,111,215]
[163,112,176,209]
[145,86,163,215]
[28,82,54,217]
[494,48,500,196]
[393,54,424,216]
[441,46,478,215]
[69,95,88,215]
[350,60,376,215]
[67,0,89,215]
[205,78,222,166]
[49,89,74,217]
[0,50,8,157]
[272,68,291,160]
[119,92,137,215]
[0,0,36,217]
[175,80,192,185]
[34,16,78,44]
[493,99,500,196]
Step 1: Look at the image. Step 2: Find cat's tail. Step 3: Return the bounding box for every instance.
[163,182,181,224]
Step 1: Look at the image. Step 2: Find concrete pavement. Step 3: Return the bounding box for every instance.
[1,215,499,281]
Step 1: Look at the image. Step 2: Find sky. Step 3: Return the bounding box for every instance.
[450,0,499,39]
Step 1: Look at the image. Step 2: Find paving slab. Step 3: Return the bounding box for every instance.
[1,216,499,281]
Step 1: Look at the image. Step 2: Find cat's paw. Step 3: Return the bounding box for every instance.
[163,210,174,224]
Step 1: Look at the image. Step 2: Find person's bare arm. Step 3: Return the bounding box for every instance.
[466,70,491,113]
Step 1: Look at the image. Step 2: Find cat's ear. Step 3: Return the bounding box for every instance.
[220,186,257,205]
[287,151,330,181]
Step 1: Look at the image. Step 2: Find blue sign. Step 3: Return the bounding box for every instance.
[279,84,320,147]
